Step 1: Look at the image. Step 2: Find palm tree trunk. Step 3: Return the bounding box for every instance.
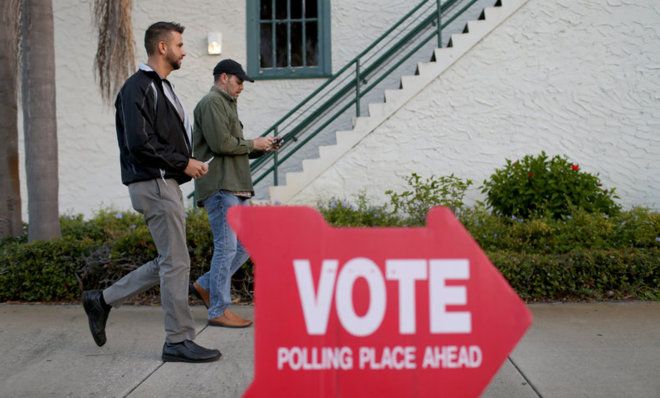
[93,0,135,104]
[20,0,60,241]
[0,0,22,238]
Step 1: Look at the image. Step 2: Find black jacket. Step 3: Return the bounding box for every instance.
[115,68,192,185]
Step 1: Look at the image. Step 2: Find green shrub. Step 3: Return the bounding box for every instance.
[318,193,402,227]
[0,226,27,248]
[108,223,155,265]
[481,152,620,219]
[459,204,513,250]
[75,224,157,296]
[611,207,660,248]
[385,173,473,225]
[60,209,145,243]
[491,248,659,301]
[0,238,95,301]
[460,206,658,254]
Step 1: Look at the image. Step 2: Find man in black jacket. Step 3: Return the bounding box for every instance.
[82,21,220,363]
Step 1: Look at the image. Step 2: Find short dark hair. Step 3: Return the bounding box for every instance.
[144,22,185,56]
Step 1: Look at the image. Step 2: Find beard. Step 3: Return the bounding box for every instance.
[170,59,181,70]
[167,54,182,70]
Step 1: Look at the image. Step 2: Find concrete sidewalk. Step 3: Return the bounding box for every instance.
[0,302,657,397]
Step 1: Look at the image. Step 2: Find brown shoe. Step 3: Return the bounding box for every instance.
[225,308,253,325]
[189,282,210,308]
[208,309,253,328]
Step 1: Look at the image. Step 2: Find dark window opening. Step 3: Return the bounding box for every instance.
[248,0,330,79]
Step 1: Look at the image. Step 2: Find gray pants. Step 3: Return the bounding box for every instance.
[103,179,195,343]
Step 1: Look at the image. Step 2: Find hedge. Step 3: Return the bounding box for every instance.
[490,248,659,301]
[0,238,95,301]
[0,208,658,303]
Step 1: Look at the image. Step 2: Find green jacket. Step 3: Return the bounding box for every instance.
[193,86,261,204]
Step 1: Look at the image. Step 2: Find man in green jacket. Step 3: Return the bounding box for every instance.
[190,59,277,327]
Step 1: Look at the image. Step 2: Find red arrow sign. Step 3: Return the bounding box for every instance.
[229,206,531,397]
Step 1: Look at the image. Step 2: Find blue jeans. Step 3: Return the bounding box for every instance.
[196,190,250,319]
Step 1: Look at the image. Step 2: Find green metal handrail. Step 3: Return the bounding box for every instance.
[251,0,485,188]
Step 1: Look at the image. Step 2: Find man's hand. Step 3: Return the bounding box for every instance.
[253,137,276,152]
[184,158,209,179]
[272,136,284,150]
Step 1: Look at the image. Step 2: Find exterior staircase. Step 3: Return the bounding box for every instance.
[260,0,530,203]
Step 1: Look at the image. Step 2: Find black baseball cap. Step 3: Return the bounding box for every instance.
[212,59,254,82]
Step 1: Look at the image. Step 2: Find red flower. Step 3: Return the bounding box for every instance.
[527,172,534,178]
[571,164,580,171]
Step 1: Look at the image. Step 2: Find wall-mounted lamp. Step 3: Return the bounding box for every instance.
[207,32,222,55]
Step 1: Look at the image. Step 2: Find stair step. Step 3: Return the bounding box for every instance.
[335,129,355,143]
[368,102,386,119]
[433,47,458,70]
[301,157,327,177]
[466,19,489,37]
[318,143,343,159]
[448,32,472,49]
[283,171,306,187]
[484,4,507,20]
[268,185,286,204]
[384,88,400,104]
[352,116,373,131]
[400,74,423,89]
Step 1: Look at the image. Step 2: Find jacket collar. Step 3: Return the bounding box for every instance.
[139,63,161,77]
[211,85,236,103]
[139,63,174,85]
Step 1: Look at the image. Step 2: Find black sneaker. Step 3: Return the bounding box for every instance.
[162,340,222,363]
[82,290,111,347]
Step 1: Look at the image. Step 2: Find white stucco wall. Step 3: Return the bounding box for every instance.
[18,0,415,218]
[291,0,660,210]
